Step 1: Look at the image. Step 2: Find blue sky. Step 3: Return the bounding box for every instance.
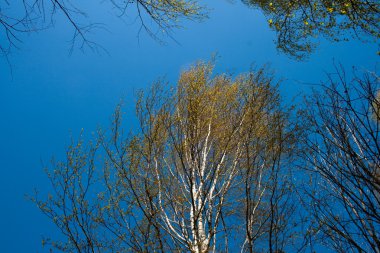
[0,0,378,252]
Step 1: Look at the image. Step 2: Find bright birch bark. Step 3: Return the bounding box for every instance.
[132,62,272,252]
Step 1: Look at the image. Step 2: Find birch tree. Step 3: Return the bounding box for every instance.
[33,61,302,252]
[236,70,303,253]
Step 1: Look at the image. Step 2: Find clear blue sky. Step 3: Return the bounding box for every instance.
[0,1,378,252]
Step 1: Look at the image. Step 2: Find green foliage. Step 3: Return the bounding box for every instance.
[243,0,380,59]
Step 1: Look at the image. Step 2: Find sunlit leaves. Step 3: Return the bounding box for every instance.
[33,60,302,252]
[244,0,380,59]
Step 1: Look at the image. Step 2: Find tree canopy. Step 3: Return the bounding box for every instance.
[33,61,304,253]
[0,0,205,57]
[1,0,379,60]
[242,0,380,59]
